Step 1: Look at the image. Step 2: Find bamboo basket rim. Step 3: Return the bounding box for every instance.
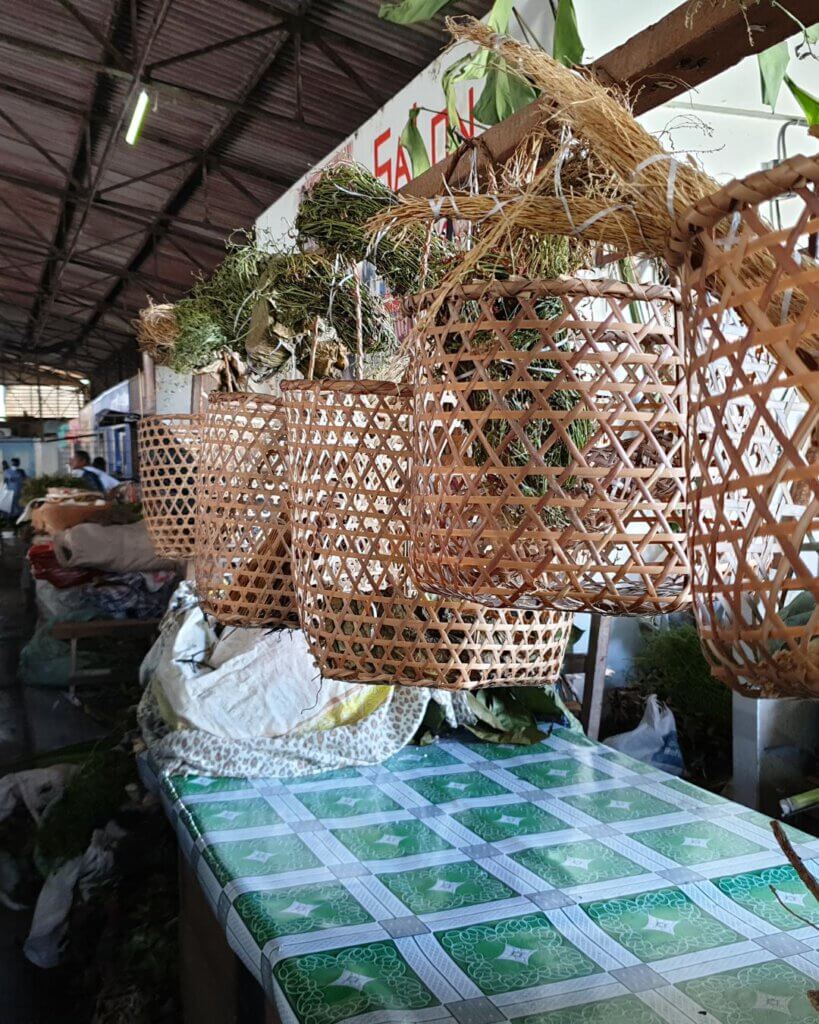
[668,152,819,266]
[280,379,413,398]
[405,275,681,310]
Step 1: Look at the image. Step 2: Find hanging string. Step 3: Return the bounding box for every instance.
[307,319,319,381]
[354,272,364,379]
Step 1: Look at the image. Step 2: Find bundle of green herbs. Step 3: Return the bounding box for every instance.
[295,162,455,294]
[261,249,395,354]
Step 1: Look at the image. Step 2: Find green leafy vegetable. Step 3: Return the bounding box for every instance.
[473,61,538,125]
[779,591,817,629]
[442,0,537,132]
[785,75,819,125]
[758,40,790,111]
[398,107,431,177]
[378,0,454,24]
[553,0,584,67]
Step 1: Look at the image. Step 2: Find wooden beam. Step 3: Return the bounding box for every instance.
[403,0,818,198]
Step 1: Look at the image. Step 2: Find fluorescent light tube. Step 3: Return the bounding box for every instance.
[125,89,150,146]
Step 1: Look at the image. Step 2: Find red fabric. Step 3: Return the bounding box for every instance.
[28,543,102,589]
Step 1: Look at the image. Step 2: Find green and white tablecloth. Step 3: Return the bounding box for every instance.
[160,726,819,1024]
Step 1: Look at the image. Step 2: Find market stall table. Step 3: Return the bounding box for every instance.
[157,727,819,1024]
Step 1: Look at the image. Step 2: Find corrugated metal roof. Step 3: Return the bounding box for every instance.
[0,0,490,389]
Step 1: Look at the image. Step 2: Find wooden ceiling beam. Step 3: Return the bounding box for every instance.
[403,0,819,197]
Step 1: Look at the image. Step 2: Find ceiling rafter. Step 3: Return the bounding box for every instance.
[65,4,316,358]
[0,28,347,143]
[0,77,301,189]
[28,0,176,351]
[147,21,283,71]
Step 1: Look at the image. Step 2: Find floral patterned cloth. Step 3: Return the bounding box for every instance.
[156,729,819,1024]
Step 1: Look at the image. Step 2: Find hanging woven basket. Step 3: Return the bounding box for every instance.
[409,277,690,616]
[668,155,819,698]
[137,414,201,558]
[281,379,573,689]
[194,391,298,627]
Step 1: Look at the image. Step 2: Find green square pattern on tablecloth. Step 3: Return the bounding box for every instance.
[453,801,567,842]
[676,960,819,1024]
[184,797,281,833]
[509,757,612,790]
[377,859,515,915]
[203,834,320,888]
[436,911,601,995]
[330,818,452,861]
[633,820,765,866]
[403,770,511,805]
[582,886,742,961]
[511,838,645,888]
[235,882,372,944]
[714,864,819,930]
[273,940,438,1024]
[561,786,677,823]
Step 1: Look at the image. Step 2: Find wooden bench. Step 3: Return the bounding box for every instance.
[50,618,161,696]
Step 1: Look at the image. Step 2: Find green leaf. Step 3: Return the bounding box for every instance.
[398,106,431,176]
[779,590,817,628]
[440,0,517,134]
[808,23,819,45]
[442,49,490,134]
[758,40,790,111]
[473,59,538,125]
[785,75,819,126]
[465,721,544,745]
[553,0,584,67]
[378,0,454,25]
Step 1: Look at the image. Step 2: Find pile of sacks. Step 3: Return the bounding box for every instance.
[20,520,180,688]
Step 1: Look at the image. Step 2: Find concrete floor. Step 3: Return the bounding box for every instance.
[0,532,107,1023]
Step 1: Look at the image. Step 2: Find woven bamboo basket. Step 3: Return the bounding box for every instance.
[668,155,819,698]
[137,414,201,558]
[194,391,298,627]
[409,277,690,616]
[281,379,573,689]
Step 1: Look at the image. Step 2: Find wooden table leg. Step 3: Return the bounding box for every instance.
[178,853,283,1024]
[580,614,611,741]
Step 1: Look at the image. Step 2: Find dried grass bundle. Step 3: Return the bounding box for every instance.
[134,302,179,365]
[369,193,649,255]
[386,17,819,354]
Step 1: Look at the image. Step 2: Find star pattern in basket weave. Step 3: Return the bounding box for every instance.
[282,379,572,689]
[672,158,819,697]
[410,277,690,616]
[194,391,298,628]
[137,414,201,559]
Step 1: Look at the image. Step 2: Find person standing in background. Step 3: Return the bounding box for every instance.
[70,449,119,494]
[6,458,27,518]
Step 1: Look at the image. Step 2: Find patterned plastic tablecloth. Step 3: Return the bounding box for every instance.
[160,726,819,1024]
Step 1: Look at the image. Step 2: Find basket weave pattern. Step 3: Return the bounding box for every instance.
[410,278,690,615]
[194,392,298,627]
[282,379,573,689]
[675,166,819,697]
[137,414,201,558]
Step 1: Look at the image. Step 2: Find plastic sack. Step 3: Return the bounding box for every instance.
[605,694,684,776]
[17,611,105,688]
